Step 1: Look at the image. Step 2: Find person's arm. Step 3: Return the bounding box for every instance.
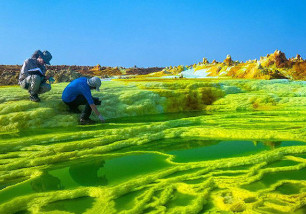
[19,60,31,81]
[81,84,105,122]
[20,61,28,73]
[90,104,105,122]
[90,104,100,116]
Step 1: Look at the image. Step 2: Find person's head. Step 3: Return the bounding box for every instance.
[32,50,42,59]
[32,50,52,65]
[87,77,101,91]
[37,56,45,65]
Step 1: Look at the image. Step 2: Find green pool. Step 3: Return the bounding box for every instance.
[0,79,305,213]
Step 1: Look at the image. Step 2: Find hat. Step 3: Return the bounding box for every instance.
[41,50,52,65]
[87,77,101,91]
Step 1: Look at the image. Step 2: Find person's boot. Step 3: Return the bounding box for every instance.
[79,118,96,125]
[30,94,40,102]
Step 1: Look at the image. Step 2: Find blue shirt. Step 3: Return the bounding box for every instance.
[62,77,94,105]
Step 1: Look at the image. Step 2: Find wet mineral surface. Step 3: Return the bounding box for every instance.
[0,79,305,213]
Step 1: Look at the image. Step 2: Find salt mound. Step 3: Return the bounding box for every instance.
[159,50,305,80]
[180,68,213,78]
[0,79,305,132]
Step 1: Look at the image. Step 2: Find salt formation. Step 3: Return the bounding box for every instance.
[202,58,209,64]
[223,54,233,66]
[290,54,304,62]
[0,79,305,213]
[158,50,305,80]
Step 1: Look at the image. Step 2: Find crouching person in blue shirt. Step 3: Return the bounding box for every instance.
[62,77,105,125]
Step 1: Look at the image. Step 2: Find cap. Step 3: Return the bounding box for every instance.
[42,50,52,65]
[87,77,101,91]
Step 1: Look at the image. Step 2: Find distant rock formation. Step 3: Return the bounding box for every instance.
[289,54,303,62]
[260,50,290,68]
[160,50,305,80]
[91,64,102,72]
[223,55,233,66]
[202,58,209,64]
[0,65,164,85]
[1,50,305,86]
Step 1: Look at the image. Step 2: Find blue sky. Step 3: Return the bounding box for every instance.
[0,0,305,67]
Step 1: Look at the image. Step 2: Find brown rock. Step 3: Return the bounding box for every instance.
[223,54,233,66]
[272,50,288,67]
[202,58,209,64]
[291,54,303,62]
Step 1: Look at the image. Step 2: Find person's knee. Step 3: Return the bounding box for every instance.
[20,80,29,90]
[31,75,42,84]
[44,84,51,92]
[28,75,43,94]
[38,83,51,94]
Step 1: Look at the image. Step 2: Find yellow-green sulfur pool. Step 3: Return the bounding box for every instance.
[0,79,305,214]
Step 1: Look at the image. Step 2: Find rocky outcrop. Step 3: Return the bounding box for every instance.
[0,65,165,85]
[45,69,83,83]
[289,54,303,62]
[126,67,164,75]
[0,65,95,85]
[1,50,305,86]
[260,50,290,68]
[161,50,305,80]
[202,58,209,64]
[223,55,233,66]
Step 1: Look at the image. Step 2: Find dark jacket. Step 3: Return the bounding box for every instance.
[19,58,46,83]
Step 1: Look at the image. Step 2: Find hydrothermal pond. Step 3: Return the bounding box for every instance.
[0,78,305,214]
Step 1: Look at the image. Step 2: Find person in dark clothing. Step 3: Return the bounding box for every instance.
[19,50,53,102]
[62,76,105,125]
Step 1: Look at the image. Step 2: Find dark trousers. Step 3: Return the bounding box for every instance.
[65,95,101,120]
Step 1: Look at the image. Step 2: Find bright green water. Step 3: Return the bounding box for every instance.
[275,183,304,195]
[241,168,306,191]
[0,153,170,204]
[168,140,305,162]
[0,79,305,213]
[0,139,304,206]
[42,197,95,214]
[114,189,147,211]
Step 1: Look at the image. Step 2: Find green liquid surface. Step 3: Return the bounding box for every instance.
[0,80,305,213]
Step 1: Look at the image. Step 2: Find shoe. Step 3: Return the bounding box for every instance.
[79,118,96,125]
[30,94,40,102]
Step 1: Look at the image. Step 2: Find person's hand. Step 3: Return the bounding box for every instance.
[98,115,105,123]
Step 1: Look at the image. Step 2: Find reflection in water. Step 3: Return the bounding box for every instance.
[168,140,305,163]
[28,140,301,193]
[69,159,108,186]
[46,153,169,187]
[253,141,282,149]
[42,197,95,214]
[31,159,108,194]
[262,141,282,149]
[31,172,63,192]
[117,138,221,154]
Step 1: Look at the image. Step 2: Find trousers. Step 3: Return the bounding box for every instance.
[64,95,101,120]
[20,75,51,95]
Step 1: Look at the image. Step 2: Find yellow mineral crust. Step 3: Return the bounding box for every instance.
[0,79,305,213]
[159,50,306,80]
